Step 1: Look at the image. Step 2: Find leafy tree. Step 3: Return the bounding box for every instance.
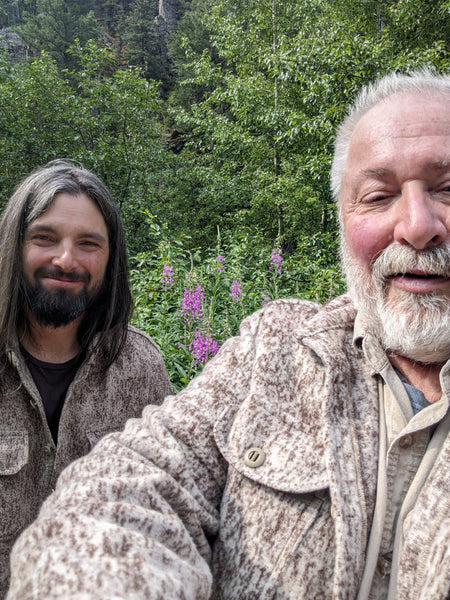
[166,0,217,106]
[1,0,448,259]
[166,0,449,253]
[0,41,170,254]
[0,50,75,188]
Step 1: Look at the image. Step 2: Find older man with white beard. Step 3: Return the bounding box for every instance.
[6,70,450,600]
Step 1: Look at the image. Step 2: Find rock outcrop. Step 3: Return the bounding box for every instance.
[0,28,27,61]
[158,0,180,32]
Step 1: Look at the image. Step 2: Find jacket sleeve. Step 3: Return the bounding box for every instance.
[6,314,258,600]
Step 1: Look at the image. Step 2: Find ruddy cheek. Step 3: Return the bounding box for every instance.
[345,218,390,263]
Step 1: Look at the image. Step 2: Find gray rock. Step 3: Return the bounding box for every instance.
[158,0,180,32]
[0,28,27,61]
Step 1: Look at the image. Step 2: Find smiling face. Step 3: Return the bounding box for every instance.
[22,192,109,327]
[340,91,450,362]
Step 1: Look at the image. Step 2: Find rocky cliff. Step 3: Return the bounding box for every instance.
[158,0,180,32]
[0,28,27,61]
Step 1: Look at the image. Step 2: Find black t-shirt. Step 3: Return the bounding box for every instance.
[21,346,84,443]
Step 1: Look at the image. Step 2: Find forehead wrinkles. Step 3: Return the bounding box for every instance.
[348,92,450,152]
[343,125,450,203]
[357,91,449,129]
[347,157,450,199]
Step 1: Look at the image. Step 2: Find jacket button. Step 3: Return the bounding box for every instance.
[244,447,266,468]
[398,435,412,449]
[44,444,53,456]
[377,555,392,578]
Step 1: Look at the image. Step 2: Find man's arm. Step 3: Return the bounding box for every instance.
[7,320,256,600]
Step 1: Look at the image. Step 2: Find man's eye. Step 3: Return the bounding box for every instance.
[430,184,450,201]
[362,193,390,204]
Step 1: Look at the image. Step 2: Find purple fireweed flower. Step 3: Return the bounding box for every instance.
[181,284,204,320]
[262,294,271,306]
[161,264,174,288]
[189,330,220,365]
[230,280,242,302]
[269,249,282,275]
[216,255,225,272]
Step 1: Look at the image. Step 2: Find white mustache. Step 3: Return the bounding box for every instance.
[372,244,450,282]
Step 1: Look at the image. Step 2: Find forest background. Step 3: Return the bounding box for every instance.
[0,0,448,390]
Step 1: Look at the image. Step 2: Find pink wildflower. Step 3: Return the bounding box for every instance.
[181,284,204,320]
[269,249,283,275]
[230,280,242,302]
[216,255,225,272]
[189,331,220,365]
[161,264,174,288]
[262,294,271,306]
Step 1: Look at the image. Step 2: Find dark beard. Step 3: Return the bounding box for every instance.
[23,273,91,328]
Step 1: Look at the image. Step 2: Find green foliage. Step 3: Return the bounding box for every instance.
[166,0,449,250]
[0,50,75,187]
[166,0,217,106]
[0,0,448,389]
[0,0,21,27]
[94,0,128,38]
[130,214,345,391]
[0,41,168,254]
[16,0,99,66]
[121,0,173,85]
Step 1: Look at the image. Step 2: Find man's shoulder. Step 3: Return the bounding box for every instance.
[123,325,164,358]
[126,324,160,346]
[98,326,171,394]
[247,294,356,334]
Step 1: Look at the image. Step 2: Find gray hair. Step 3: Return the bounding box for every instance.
[330,69,450,203]
[0,160,132,372]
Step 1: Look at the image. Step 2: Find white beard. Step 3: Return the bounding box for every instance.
[341,241,450,364]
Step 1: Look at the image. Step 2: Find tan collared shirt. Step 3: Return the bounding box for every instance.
[354,315,450,600]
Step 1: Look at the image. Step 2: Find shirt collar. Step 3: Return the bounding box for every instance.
[353,312,390,374]
[353,311,450,397]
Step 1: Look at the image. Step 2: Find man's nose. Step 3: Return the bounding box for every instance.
[393,184,448,250]
[51,242,79,271]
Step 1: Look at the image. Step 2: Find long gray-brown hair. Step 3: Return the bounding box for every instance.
[0,160,133,372]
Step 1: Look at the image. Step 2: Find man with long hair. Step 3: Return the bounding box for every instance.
[6,72,450,599]
[0,161,172,598]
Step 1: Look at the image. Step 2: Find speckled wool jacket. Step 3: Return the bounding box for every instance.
[7,296,450,600]
[0,325,172,599]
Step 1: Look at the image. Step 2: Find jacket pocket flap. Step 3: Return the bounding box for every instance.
[214,404,328,494]
[0,430,29,475]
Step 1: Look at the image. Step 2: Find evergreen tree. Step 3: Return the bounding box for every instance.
[17,0,99,66]
[0,0,21,27]
[166,0,215,106]
[122,0,173,85]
